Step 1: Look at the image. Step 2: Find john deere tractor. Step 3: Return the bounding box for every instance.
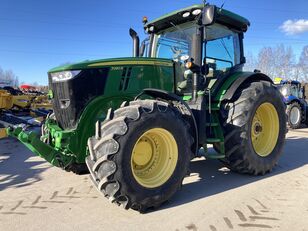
[8,4,286,212]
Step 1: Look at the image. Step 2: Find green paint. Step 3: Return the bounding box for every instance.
[214,72,242,102]
[48,57,173,73]
[9,59,175,168]
[47,90,53,99]
[146,4,250,30]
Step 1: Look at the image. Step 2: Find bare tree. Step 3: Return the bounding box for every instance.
[254,44,295,80]
[0,66,19,87]
[274,45,294,79]
[298,45,308,82]
[256,47,275,78]
[243,51,257,72]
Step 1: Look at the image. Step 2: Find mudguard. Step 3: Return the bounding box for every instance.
[222,72,273,101]
[135,88,199,156]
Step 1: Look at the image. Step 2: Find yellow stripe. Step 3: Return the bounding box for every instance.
[88,60,173,67]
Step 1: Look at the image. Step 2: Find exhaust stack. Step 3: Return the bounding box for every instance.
[129,28,140,57]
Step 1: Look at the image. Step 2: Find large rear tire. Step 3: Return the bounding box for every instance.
[286,102,302,129]
[86,99,193,212]
[220,81,286,175]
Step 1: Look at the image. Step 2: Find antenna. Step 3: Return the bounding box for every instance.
[220,0,227,10]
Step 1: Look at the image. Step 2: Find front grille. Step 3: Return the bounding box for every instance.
[49,68,110,130]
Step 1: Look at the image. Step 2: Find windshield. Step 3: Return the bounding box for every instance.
[277,85,290,97]
[154,23,197,61]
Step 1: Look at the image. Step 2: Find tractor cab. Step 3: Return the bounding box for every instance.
[276,80,303,103]
[141,4,249,97]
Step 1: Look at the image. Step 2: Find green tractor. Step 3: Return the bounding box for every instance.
[8,4,286,212]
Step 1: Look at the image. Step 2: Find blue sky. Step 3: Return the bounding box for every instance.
[0,0,307,85]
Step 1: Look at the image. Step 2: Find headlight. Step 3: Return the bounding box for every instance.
[51,70,81,82]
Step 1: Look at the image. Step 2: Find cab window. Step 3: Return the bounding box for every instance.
[204,24,241,76]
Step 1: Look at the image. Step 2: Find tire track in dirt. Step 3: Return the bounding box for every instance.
[0,184,98,216]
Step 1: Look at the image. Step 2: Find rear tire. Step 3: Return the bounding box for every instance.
[287,102,302,129]
[86,99,193,212]
[220,81,286,175]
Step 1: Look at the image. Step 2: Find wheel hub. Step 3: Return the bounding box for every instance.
[131,128,178,188]
[251,103,279,157]
[253,121,263,135]
[132,139,153,166]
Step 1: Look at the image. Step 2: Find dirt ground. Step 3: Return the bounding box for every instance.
[0,128,307,231]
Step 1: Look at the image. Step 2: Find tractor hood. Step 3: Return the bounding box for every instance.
[48,57,174,130]
[48,57,173,73]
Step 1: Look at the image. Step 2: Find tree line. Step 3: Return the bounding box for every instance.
[0,67,19,87]
[244,45,308,82]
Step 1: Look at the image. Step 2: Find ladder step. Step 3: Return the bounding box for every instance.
[206,138,223,143]
[206,122,219,126]
[203,153,225,159]
[206,106,220,111]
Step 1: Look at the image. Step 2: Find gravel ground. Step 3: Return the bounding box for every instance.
[0,128,307,231]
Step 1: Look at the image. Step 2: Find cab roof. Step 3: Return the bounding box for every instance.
[281,80,301,85]
[145,4,250,33]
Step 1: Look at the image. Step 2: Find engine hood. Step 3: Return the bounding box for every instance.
[48,57,173,73]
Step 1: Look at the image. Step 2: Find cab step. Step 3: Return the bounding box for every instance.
[206,106,220,111]
[206,138,223,143]
[203,153,225,159]
[206,122,219,126]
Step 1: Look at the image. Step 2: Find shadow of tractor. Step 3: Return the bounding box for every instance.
[0,137,51,191]
[159,135,308,210]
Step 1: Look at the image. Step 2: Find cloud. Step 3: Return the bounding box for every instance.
[280,19,308,35]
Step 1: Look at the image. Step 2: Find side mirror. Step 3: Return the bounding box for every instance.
[202,5,216,26]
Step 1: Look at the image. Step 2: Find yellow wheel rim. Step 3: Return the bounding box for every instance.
[131,128,178,188]
[251,103,279,157]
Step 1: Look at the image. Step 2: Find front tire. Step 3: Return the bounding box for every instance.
[287,102,302,129]
[220,81,286,175]
[86,99,193,212]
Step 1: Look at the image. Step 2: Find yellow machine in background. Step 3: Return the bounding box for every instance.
[0,88,53,139]
[0,90,13,110]
[12,94,34,108]
[31,95,53,110]
[0,90,13,138]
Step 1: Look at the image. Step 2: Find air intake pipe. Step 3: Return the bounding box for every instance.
[129,28,140,57]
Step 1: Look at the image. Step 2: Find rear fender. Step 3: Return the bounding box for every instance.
[221,72,273,101]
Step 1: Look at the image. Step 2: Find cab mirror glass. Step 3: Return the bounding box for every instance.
[202,5,216,26]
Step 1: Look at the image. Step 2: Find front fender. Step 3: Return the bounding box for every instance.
[69,94,134,163]
[135,88,199,156]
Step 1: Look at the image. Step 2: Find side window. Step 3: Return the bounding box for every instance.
[204,25,241,76]
[290,85,299,98]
